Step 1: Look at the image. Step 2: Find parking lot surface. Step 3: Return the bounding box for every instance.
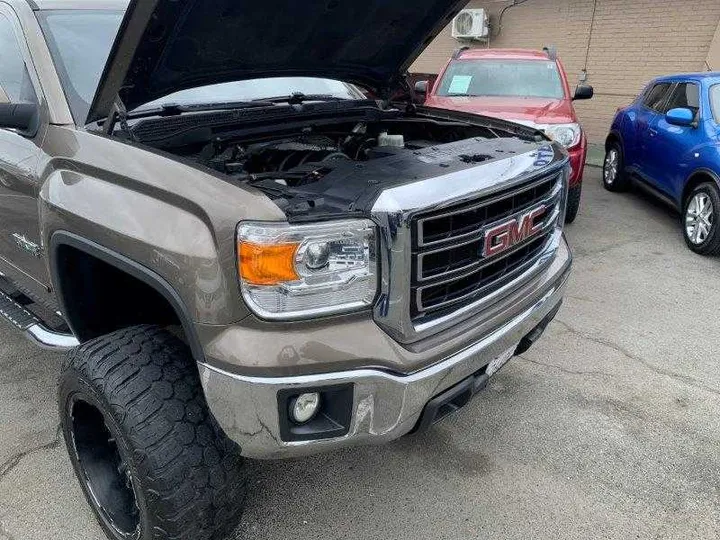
[1,167,719,540]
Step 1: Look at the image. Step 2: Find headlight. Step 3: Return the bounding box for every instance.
[237,219,377,320]
[539,123,582,149]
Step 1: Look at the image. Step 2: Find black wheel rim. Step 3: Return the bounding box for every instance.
[69,397,140,538]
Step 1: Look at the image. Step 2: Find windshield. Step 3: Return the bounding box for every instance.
[137,78,363,111]
[38,10,363,123]
[437,59,565,99]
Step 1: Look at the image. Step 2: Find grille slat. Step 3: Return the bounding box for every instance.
[411,173,563,321]
[415,235,547,316]
[417,176,558,249]
[417,203,559,282]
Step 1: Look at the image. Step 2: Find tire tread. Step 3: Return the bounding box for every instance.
[565,184,582,224]
[60,325,246,540]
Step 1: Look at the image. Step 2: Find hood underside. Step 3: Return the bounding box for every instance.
[87,0,466,123]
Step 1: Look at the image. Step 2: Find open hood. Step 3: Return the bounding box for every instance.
[87,0,467,124]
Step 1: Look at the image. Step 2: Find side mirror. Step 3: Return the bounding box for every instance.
[414,80,429,101]
[0,102,38,133]
[573,84,594,101]
[665,107,695,127]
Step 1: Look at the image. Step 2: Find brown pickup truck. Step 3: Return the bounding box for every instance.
[0,0,571,538]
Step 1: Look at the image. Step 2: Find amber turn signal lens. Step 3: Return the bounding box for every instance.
[238,242,300,285]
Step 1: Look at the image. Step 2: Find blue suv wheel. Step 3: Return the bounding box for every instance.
[683,182,720,255]
[603,143,629,192]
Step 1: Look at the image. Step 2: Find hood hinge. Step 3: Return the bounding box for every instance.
[379,76,417,113]
[103,96,137,141]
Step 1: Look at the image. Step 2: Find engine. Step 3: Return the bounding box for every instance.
[193,122,449,187]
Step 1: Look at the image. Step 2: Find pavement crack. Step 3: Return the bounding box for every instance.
[553,319,720,397]
[517,355,613,378]
[0,425,62,483]
[572,238,647,258]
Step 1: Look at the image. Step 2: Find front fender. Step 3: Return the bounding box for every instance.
[38,125,285,326]
[678,137,720,202]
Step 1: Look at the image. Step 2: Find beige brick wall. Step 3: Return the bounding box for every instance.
[412,0,720,144]
[705,21,720,70]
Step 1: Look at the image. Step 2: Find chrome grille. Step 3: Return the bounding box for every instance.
[411,173,563,322]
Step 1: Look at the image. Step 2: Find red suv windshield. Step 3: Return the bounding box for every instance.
[437,59,564,99]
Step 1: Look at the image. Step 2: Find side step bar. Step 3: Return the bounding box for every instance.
[0,290,79,350]
[26,324,80,350]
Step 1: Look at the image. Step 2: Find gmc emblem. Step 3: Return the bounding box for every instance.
[483,205,546,258]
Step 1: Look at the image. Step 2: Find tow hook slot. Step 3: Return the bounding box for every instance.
[514,301,563,356]
[412,371,490,434]
[412,300,564,435]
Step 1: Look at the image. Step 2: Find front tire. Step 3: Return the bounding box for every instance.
[565,184,582,224]
[603,143,629,192]
[58,325,247,540]
[683,182,720,256]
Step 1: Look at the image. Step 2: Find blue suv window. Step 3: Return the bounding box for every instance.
[642,83,672,112]
[665,83,700,120]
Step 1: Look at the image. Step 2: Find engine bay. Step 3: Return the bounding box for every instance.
[133,106,548,219]
[193,118,504,187]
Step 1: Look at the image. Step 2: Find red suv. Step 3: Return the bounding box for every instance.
[415,48,593,223]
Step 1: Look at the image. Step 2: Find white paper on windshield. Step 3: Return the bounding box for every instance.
[448,75,472,94]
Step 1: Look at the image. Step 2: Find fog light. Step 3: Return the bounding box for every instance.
[290,393,321,424]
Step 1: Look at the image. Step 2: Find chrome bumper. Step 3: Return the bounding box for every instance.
[199,238,571,459]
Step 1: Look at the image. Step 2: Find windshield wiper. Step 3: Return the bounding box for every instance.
[256,92,348,105]
[127,94,347,120]
[127,100,277,119]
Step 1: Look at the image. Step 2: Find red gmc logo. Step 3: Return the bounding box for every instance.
[483,205,546,258]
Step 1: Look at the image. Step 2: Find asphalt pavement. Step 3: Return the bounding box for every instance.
[1,167,719,540]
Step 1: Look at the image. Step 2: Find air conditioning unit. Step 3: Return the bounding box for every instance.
[452,9,489,41]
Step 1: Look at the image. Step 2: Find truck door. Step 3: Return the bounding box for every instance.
[0,8,50,295]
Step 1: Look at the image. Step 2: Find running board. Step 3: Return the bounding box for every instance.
[0,290,79,350]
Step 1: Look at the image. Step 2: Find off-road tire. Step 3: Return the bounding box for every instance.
[682,182,720,256]
[58,325,247,540]
[565,184,582,224]
[603,142,630,192]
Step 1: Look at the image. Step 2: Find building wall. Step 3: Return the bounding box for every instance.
[412,0,720,144]
[707,23,720,70]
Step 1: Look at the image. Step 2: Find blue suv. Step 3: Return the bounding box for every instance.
[604,73,720,255]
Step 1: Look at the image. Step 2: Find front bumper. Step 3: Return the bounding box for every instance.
[199,237,571,459]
